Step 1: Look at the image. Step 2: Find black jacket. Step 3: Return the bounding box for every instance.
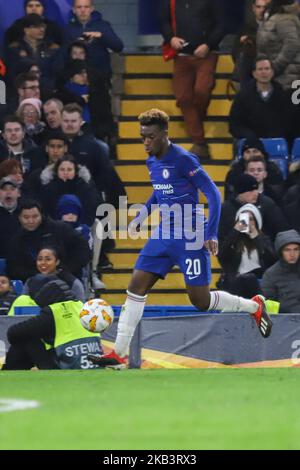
[283,184,300,232]
[224,159,285,202]
[229,80,290,139]
[218,228,276,275]
[0,137,43,175]
[68,133,126,206]
[7,217,90,281]
[0,206,20,259]
[160,0,224,51]
[218,194,289,243]
[5,17,64,47]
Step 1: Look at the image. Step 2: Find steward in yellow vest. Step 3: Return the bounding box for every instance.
[3,274,102,370]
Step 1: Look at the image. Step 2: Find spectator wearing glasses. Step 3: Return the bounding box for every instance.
[17,97,46,145]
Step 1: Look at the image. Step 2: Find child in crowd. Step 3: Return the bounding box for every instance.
[0,275,17,315]
[57,194,105,290]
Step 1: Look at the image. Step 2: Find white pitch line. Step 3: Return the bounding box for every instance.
[0,399,40,413]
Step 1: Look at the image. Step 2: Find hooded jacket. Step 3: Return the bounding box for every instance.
[261,229,300,312]
[65,10,123,76]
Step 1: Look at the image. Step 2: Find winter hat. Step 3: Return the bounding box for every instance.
[235,203,263,230]
[66,60,87,79]
[27,274,74,307]
[234,174,259,195]
[27,273,58,300]
[57,194,82,219]
[17,98,42,118]
[22,13,46,29]
[242,136,267,156]
[0,177,18,189]
[275,229,300,254]
[24,1,45,11]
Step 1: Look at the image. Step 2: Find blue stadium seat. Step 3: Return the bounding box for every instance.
[291,138,300,161]
[237,137,289,179]
[0,258,6,275]
[12,280,24,296]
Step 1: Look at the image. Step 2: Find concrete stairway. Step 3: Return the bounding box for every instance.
[102,53,234,305]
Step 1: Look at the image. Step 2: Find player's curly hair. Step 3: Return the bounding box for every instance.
[138,108,169,130]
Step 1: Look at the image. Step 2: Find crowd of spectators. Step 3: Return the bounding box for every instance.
[0,0,126,309]
[220,0,300,312]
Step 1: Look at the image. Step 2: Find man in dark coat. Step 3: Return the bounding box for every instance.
[7,199,90,281]
[229,56,290,139]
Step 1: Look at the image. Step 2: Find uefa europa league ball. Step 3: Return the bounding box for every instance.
[79,298,114,333]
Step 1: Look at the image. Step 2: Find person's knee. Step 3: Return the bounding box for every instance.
[189,294,210,311]
[127,280,148,297]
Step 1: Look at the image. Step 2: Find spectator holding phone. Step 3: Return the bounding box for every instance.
[65,0,123,78]
[218,203,276,297]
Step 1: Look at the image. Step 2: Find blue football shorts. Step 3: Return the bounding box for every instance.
[134,237,211,286]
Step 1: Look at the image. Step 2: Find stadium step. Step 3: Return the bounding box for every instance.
[124,77,232,97]
[116,162,229,183]
[108,250,221,270]
[124,53,234,75]
[103,52,232,305]
[102,291,192,306]
[124,184,225,204]
[102,271,219,290]
[119,119,230,139]
[121,97,231,118]
[117,141,233,161]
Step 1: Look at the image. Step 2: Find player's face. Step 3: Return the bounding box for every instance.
[140,125,168,158]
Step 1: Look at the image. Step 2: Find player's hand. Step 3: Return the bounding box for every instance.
[194,44,209,59]
[170,37,186,50]
[204,239,218,256]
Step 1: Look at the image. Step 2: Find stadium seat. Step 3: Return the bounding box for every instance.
[291,138,300,161]
[12,280,24,296]
[237,137,289,179]
[0,258,6,275]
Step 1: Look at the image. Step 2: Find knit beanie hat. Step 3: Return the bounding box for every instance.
[24,0,45,10]
[234,174,259,195]
[235,203,263,230]
[242,136,267,156]
[66,60,88,79]
[17,98,42,118]
[22,13,46,29]
[57,194,82,219]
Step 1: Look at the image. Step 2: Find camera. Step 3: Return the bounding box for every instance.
[238,212,249,233]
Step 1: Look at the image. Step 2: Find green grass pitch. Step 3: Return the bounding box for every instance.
[1,368,300,450]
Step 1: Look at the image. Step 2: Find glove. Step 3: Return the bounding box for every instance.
[33,280,75,307]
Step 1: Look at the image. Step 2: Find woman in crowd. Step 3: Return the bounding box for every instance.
[38,155,101,227]
[23,246,85,302]
[218,203,277,297]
